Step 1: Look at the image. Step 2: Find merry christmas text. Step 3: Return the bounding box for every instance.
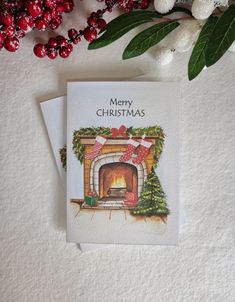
[96,98,145,117]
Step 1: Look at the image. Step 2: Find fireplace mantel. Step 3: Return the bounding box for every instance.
[79,137,156,145]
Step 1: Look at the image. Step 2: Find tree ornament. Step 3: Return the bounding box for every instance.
[154,0,175,14]
[85,136,107,160]
[155,46,174,66]
[191,0,215,20]
[229,41,235,52]
[171,25,196,53]
[119,138,139,162]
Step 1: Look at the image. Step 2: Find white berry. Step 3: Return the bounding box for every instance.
[192,0,215,20]
[155,46,174,65]
[154,0,175,14]
[171,26,195,52]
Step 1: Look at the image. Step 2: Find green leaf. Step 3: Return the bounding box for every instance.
[206,5,235,67]
[122,21,179,60]
[100,10,161,34]
[88,11,160,50]
[188,16,218,81]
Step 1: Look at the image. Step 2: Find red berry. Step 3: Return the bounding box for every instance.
[15,29,26,39]
[68,28,78,39]
[44,0,56,9]
[87,17,97,27]
[4,37,19,52]
[48,37,58,48]
[56,4,64,13]
[59,46,69,58]
[34,43,46,58]
[2,26,16,38]
[35,18,48,31]
[63,1,74,13]
[83,27,97,42]
[17,16,29,31]
[97,19,106,30]
[47,47,58,59]
[57,35,68,47]
[1,12,14,26]
[67,43,73,53]
[27,1,42,18]
[43,10,52,23]
[138,0,150,9]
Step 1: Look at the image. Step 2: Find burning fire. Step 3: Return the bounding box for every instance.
[110,176,126,188]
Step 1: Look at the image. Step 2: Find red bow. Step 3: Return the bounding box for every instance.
[111,125,127,138]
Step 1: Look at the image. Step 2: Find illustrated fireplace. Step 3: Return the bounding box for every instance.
[99,162,138,199]
[76,136,157,205]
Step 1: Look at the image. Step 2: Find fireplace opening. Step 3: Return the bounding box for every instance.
[99,162,138,200]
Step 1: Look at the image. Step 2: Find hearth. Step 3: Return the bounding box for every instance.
[99,162,137,200]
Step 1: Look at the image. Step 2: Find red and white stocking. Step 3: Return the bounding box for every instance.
[119,138,139,162]
[85,135,107,160]
[132,139,152,165]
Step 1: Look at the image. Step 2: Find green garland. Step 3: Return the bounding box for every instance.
[59,145,67,170]
[73,125,165,166]
[60,125,165,169]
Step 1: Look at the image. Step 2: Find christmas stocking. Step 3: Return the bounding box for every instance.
[132,139,152,165]
[85,135,107,160]
[119,138,139,162]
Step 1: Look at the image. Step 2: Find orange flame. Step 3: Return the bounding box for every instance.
[111,176,126,188]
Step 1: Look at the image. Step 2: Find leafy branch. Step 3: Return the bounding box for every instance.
[88,5,235,81]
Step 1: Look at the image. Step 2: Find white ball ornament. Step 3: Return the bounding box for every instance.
[229,41,235,52]
[155,46,174,65]
[192,0,215,20]
[171,26,195,52]
[154,0,176,14]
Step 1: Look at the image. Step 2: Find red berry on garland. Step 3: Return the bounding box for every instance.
[67,43,73,53]
[2,25,16,38]
[4,37,19,52]
[57,35,68,47]
[83,27,97,42]
[43,10,52,23]
[44,0,56,9]
[138,0,150,9]
[63,1,74,13]
[68,28,78,39]
[48,37,58,48]
[17,16,29,31]
[59,46,69,58]
[87,16,97,28]
[35,18,48,31]
[1,12,14,27]
[47,47,58,59]
[34,43,46,58]
[97,19,106,30]
[27,1,43,18]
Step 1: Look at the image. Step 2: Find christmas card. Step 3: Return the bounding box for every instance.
[67,82,180,245]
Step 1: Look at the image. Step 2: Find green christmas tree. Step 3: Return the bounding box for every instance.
[132,168,169,216]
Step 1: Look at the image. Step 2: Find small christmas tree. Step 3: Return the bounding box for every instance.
[132,168,169,216]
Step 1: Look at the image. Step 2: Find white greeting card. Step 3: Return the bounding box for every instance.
[67,82,180,245]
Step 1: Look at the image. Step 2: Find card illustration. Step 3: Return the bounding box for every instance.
[70,125,169,223]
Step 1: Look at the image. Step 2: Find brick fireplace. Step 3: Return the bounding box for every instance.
[79,137,156,206]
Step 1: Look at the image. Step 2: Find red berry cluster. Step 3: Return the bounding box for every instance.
[0,0,74,52]
[34,5,112,59]
[117,0,150,11]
